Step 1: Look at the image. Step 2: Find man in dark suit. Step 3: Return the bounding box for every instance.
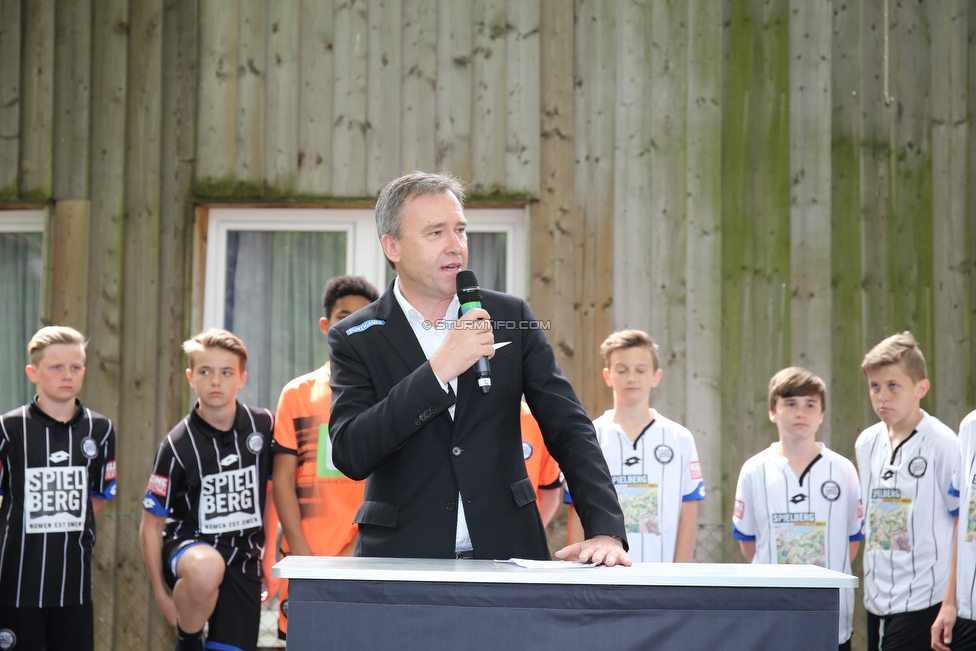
[328,171,630,565]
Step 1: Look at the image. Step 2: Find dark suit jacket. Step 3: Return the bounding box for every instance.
[328,283,626,560]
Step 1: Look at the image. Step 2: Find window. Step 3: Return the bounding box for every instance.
[201,207,526,410]
[0,210,46,413]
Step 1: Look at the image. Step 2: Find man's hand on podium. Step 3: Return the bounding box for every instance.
[555,534,632,567]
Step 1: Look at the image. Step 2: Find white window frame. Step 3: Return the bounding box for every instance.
[1,209,47,233]
[202,207,527,330]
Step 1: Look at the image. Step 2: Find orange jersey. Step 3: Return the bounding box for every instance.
[273,363,365,556]
[520,402,561,496]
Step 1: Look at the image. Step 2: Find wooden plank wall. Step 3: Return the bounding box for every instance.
[1,1,975,646]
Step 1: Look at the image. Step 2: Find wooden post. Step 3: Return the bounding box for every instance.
[53,0,91,200]
[50,200,89,328]
[685,0,723,524]
[435,0,472,179]
[366,0,402,193]
[401,0,436,173]
[19,0,54,197]
[789,0,832,441]
[0,0,21,196]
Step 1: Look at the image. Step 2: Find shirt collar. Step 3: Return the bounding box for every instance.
[393,276,459,325]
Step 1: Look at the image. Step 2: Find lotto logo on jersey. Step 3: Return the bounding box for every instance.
[689,461,702,481]
[24,467,88,533]
[104,460,117,482]
[199,466,260,534]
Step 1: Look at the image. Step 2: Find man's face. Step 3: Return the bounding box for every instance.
[185,347,247,412]
[26,344,86,405]
[382,191,468,304]
[321,294,373,334]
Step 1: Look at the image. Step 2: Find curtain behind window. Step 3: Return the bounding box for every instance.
[0,232,43,413]
[225,231,346,411]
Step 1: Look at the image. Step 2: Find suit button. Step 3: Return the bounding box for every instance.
[452,447,462,456]
[445,501,455,511]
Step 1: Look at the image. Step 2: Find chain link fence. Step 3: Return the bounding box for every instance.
[95,515,866,651]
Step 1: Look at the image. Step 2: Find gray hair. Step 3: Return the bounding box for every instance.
[375,171,466,241]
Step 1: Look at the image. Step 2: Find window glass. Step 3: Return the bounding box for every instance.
[0,216,44,413]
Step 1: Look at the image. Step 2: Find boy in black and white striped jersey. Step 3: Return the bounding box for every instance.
[855,332,958,651]
[139,329,275,651]
[0,326,117,651]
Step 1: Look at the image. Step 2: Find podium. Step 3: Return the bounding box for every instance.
[273,556,857,650]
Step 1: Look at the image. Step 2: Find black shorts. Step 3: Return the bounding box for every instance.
[945,616,976,651]
[161,537,261,651]
[0,602,93,651]
[867,603,942,651]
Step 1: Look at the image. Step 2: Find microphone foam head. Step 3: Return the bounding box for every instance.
[456,270,479,294]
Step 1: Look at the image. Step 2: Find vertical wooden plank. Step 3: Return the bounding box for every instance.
[931,0,972,429]
[53,0,92,200]
[470,0,506,192]
[534,0,575,389]
[435,0,472,179]
[265,0,300,191]
[889,0,934,411]
[858,0,894,425]
[970,0,976,413]
[116,0,162,647]
[234,0,265,184]
[50,200,89,328]
[722,0,791,511]
[830,0,864,458]
[401,0,437,173]
[366,0,402,192]
[153,2,197,643]
[332,0,368,195]
[19,0,54,197]
[788,0,832,438]
[0,0,21,196]
[504,0,540,194]
[648,0,688,422]
[612,0,652,334]
[87,1,128,645]
[296,0,334,193]
[196,0,238,183]
[685,0,722,524]
[574,0,615,417]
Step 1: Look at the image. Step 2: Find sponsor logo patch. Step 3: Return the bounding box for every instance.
[148,473,169,497]
[690,461,702,481]
[345,319,385,336]
[199,466,260,534]
[733,499,745,520]
[104,460,116,482]
[772,512,816,524]
[25,466,88,533]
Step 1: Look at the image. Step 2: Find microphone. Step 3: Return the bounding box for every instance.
[456,270,491,394]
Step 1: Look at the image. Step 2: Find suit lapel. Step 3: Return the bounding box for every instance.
[373,288,429,375]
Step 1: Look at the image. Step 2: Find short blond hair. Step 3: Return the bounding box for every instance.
[182,328,248,371]
[768,367,826,412]
[861,331,927,383]
[28,326,87,366]
[600,330,660,371]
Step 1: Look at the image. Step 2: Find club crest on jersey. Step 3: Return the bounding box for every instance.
[0,629,15,650]
[821,480,841,501]
[654,445,674,464]
[908,457,927,478]
[247,432,264,454]
[522,441,533,460]
[81,436,98,459]
[25,466,88,533]
[200,466,260,534]
[48,450,70,464]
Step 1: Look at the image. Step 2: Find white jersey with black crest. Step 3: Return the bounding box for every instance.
[0,398,117,607]
[732,443,862,644]
[143,402,274,577]
[949,410,976,619]
[855,410,958,616]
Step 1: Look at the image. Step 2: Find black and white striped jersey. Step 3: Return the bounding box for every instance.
[143,402,274,578]
[0,398,117,607]
[856,411,958,616]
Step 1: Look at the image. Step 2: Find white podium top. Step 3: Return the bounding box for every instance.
[273,556,858,589]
